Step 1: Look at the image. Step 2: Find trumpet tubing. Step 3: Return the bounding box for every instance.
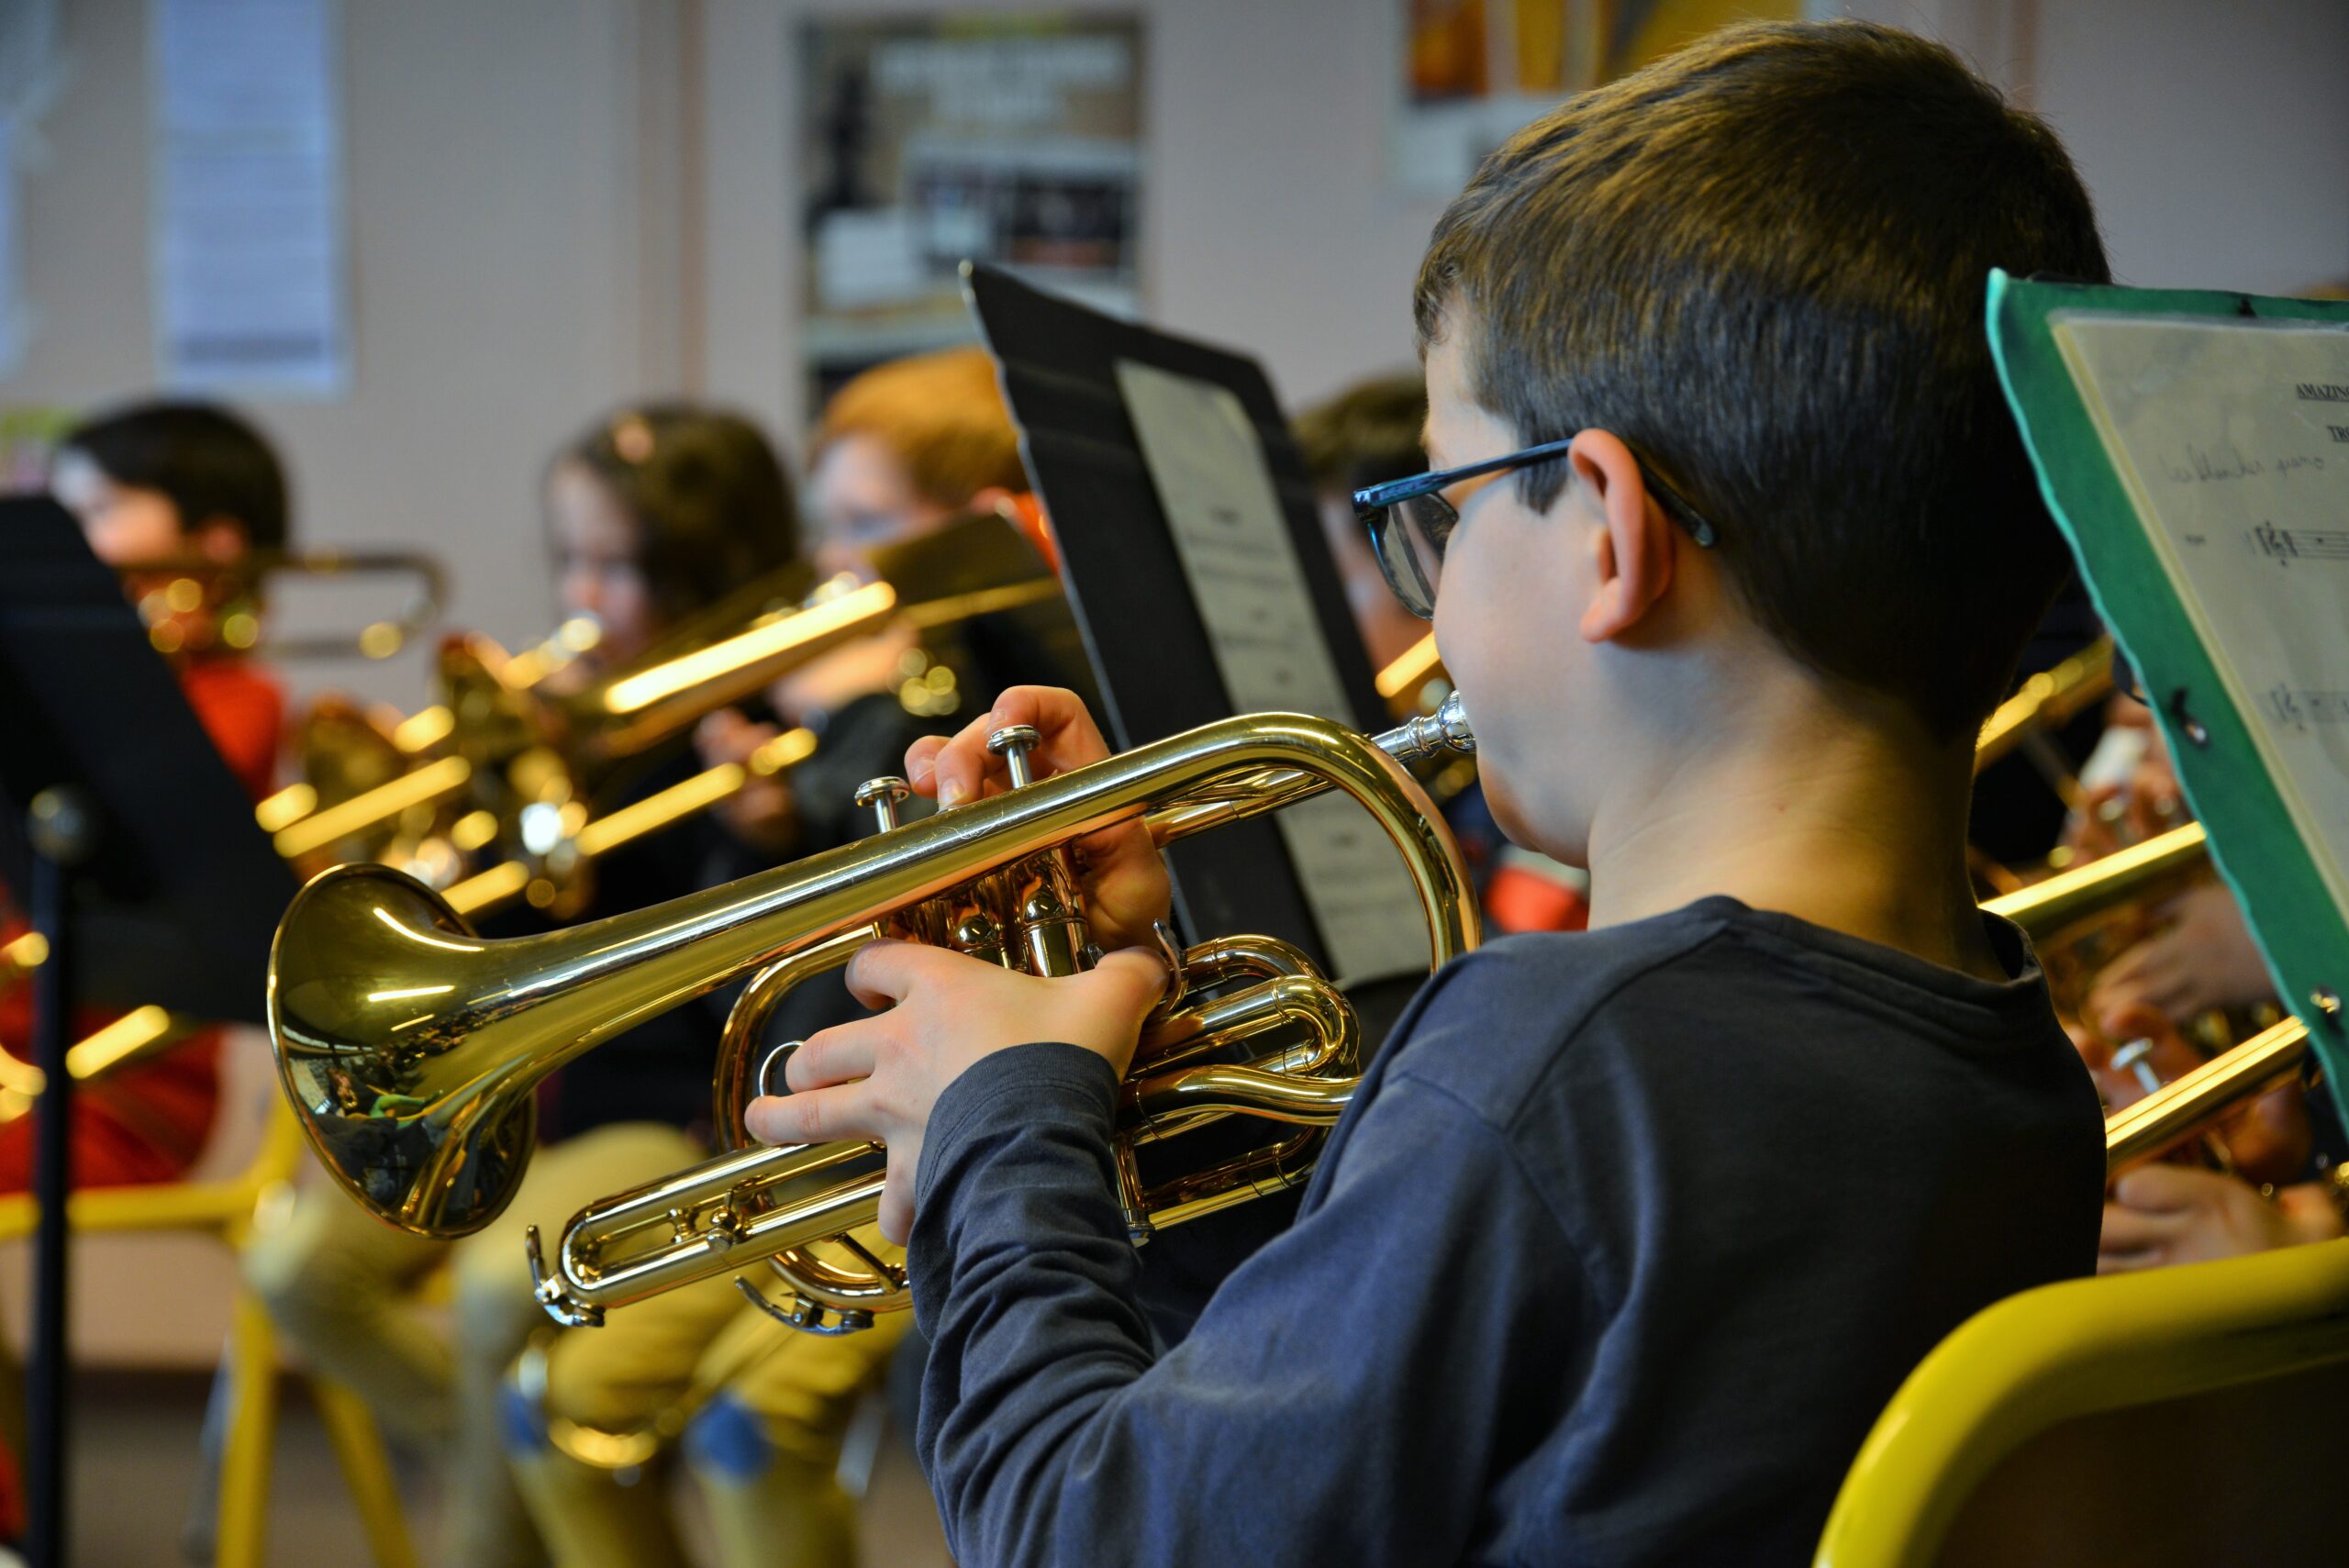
[532,929,1360,1329]
[1984,820,2328,1182]
[1973,637,2116,773]
[2104,1018,2311,1176]
[268,700,1477,1259]
[117,548,448,661]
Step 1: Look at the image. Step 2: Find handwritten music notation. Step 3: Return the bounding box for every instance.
[2252,522,2349,563]
[2266,686,2349,731]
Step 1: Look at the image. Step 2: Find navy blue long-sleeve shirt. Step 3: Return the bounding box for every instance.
[908,895,2106,1566]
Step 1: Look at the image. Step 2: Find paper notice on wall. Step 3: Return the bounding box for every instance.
[1113,357,1426,984]
[0,117,25,378]
[152,0,348,396]
[2054,313,2349,919]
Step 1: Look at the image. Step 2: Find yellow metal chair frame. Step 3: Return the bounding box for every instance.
[0,1096,417,1568]
[1814,1235,2349,1567]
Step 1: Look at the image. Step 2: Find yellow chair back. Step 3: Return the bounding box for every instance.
[1815,1238,2349,1567]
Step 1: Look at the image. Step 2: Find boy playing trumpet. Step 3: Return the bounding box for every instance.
[751,21,2111,1563]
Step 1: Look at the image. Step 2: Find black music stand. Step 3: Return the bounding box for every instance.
[0,497,296,1568]
[965,266,1427,1329]
[963,261,1396,977]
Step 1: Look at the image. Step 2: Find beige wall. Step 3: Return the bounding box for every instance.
[5,0,673,706]
[7,0,2346,713]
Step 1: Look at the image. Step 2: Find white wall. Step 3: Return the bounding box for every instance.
[701,0,1458,447]
[3,0,672,704]
[8,0,2347,713]
[2028,0,2349,295]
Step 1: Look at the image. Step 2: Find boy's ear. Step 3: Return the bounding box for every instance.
[1568,430,1675,645]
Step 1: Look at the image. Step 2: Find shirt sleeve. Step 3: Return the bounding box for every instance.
[907,1040,1579,1568]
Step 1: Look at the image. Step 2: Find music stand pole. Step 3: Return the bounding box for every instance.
[24,786,95,1568]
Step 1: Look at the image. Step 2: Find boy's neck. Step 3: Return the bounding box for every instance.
[1580,685,2003,983]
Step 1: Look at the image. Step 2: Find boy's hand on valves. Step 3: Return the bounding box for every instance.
[743,939,1170,1243]
[906,685,1173,951]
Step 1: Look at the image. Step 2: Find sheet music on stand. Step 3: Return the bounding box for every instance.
[1113,360,1428,984]
[1989,272,2349,1109]
[2050,313,2349,934]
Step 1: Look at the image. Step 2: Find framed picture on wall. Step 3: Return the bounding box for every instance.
[797,14,1145,409]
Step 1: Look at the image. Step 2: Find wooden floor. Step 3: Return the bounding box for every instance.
[52,1369,953,1567]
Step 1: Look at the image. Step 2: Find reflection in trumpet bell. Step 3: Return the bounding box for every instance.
[269,864,540,1235]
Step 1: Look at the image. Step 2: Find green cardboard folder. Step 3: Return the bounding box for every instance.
[1987,270,2349,1114]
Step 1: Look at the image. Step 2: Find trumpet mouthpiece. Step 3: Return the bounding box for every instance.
[1380,691,1475,768]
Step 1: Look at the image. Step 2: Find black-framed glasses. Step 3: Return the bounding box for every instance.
[1353,437,1720,619]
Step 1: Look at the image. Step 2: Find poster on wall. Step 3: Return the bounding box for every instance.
[152,0,350,397]
[1393,0,1808,194]
[0,0,61,381]
[798,15,1142,406]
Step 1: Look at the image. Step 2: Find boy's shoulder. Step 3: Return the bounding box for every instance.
[1378,895,2077,1141]
[1378,900,1743,1132]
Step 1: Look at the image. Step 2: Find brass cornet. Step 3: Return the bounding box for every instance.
[266,698,1478,1332]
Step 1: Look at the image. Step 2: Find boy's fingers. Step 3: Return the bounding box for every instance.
[783,1026,877,1093]
[2098,1200,2185,1255]
[878,1184,914,1247]
[2110,1162,2204,1213]
[842,938,972,1010]
[744,1083,879,1149]
[928,707,1012,806]
[874,1144,922,1245]
[1085,945,1173,1017]
[927,687,1114,806]
[906,735,948,794]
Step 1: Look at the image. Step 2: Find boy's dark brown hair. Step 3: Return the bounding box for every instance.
[562,406,801,626]
[61,401,291,552]
[1414,19,2110,742]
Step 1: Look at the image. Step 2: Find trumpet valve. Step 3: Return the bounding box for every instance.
[854,774,912,833]
[943,908,999,962]
[2110,1038,2165,1097]
[703,1204,745,1250]
[1012,844,1093,976]
[986,723,1041,788]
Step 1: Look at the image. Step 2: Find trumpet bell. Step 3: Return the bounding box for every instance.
[268,863,537,1235]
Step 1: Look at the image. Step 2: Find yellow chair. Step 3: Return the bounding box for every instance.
[1815,1236,2349,1567]
[0,1095,418,1568]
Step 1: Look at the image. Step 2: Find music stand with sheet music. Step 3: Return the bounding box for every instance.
[0,496,298,1568]
[1987,271,2349,1110]
[963,261,1415,993]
